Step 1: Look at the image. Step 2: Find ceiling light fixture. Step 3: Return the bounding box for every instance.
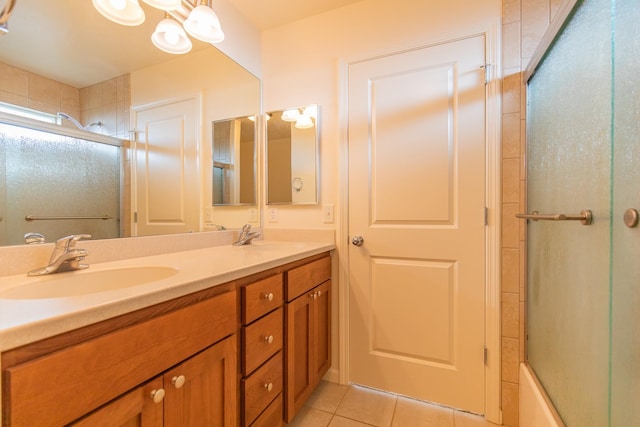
[142,0,182,10]
[92,0,146,26]
[93,0,224,55]
[152,14,192,54]
[184,0,224,43]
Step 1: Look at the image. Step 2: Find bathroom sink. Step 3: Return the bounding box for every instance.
[0,266,179,300]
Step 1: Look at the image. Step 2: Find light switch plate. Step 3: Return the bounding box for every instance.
[323,204,334,223]
[269,207,279,223]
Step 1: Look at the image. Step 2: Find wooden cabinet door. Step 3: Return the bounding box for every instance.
[284,289,314,422]
[313,280,331,382]
[69,378,164,427]
[163,335,237,427]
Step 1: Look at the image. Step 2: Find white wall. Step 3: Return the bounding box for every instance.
[261,0,501,230]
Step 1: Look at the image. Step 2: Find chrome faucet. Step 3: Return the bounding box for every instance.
[233,224,261,246]
[28,234,91,276]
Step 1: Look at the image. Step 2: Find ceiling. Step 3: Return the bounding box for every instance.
[0,0,363,88]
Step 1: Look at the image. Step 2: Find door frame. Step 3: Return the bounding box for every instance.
[337,22,502,424]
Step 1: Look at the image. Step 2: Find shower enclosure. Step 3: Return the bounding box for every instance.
[0,120,121,246]
[524,0,638,425]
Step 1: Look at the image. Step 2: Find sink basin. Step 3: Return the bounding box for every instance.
[0,266,179,300]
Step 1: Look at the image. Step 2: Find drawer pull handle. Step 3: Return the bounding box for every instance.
[264,382,273,392]
[150,388,165,403]
[263,292,274,302]
[172,375,186,389]
[264,334,274,344]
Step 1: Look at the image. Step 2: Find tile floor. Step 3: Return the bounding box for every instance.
[285,381,502,427]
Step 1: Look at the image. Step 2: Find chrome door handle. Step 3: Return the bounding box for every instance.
[351,236,364,246]
[624,208,639,228]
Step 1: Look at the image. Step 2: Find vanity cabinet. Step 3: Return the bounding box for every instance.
[284,255,332,422]
[240,274,284,427]
[1,285,237,427]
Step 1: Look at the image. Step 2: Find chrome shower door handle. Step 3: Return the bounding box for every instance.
[351,235,364,246]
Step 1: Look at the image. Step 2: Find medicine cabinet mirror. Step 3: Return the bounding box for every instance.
[212,116,257,206]
[266,105,319,205]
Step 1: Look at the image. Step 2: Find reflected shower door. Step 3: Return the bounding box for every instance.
[526,0,612,425]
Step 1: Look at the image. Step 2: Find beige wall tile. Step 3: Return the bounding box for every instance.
[502,292,520,338]
[502,112,521,159]
[502,337,519,383]
[502,22,522,70]
[0,91,28,108]
[502,381,519,427]
[502,248,520,293]
[520,301,526,361]
[502,203,520,249]
[503,73,522,114]
[521,0,550,59]
[103,78,118,105]
[29,73,60,106]
[503,0,521,24]
[28,99,58,115]
[0,62,28,96]
[60,84,80,117]
[503,158,520,204]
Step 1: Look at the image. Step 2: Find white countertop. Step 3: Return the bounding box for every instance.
[0,240,334,351]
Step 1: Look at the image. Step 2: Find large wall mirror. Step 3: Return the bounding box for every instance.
[0,0,260,246]
[266,105,319,205]
[212,116,256,206]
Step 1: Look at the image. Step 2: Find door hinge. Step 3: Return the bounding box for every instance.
[481,63,491,85]
[484,347,488,365]
[484,207,489,226]
[134,211,138,223]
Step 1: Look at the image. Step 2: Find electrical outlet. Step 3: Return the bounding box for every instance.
[323,204,334,223]
[205,206,214,223]
[269,207,279,223]
[248,208,257,223]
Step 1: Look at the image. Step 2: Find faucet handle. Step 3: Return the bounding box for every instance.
[56,234,92,250]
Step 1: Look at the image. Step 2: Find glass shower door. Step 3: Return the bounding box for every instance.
[610,0,640,424]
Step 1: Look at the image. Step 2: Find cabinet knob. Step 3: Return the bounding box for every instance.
[263,292,274,302]
[150,388,165,403]
[310,292,316,299]
[316,290,322,297]
[172,375,186,389]
[264,382,273,392]
[264,334,274,344]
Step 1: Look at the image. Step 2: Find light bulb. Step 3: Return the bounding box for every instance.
[164,29,179,45]
[110,0,126,10]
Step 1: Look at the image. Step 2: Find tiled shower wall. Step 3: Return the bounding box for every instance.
[501,0,562,425]
[0,62,132,238]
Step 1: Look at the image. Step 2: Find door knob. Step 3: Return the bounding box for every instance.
[351,235,364,246]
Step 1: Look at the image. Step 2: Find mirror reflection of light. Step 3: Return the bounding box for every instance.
[295,114,314,129]
[281,109,300,122]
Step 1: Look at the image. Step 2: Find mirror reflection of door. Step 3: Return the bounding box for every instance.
[212,116,256,206]
[266,105,319,205]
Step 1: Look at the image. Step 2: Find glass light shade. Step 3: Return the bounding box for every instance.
[152,18,192,54]
[303,105,318,119]
[92,0,145,26]
[184,5,225,43]
[295,114,314,129]
[141,0,181,10]
[281,109,299,122]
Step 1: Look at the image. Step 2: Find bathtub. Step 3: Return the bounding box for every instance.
[519,364,565,427]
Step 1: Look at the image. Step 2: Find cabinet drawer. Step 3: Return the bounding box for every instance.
[250,393,283,427]
[242,307,283,375]
[242,274,283,324]
[4,290,237,427]
[285,256,331,301]
[242,351,283,426]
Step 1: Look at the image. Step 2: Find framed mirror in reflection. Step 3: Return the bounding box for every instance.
[212,116,257,206]
[266,105,319,205]
[0,0,261,246]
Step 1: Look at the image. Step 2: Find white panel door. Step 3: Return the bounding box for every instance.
[133,97,200,236]
[348,35,487,413]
